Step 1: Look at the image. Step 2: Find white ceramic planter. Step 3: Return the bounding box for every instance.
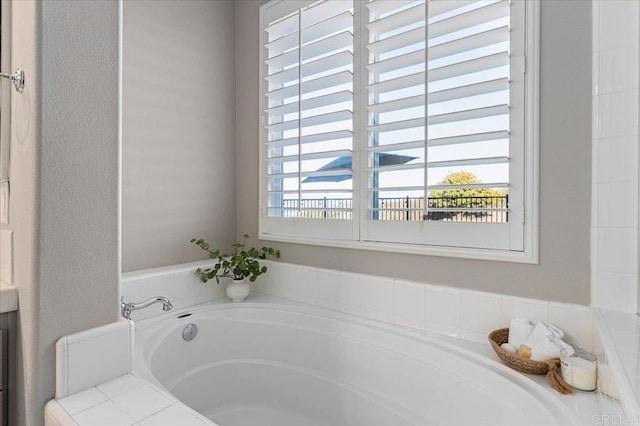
[226,279,250,302]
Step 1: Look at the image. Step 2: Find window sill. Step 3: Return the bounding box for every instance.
[259,232,539,264]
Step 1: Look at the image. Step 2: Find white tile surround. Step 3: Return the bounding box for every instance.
[588,0,640,418]
[121,259,596,350]
[46,374,213,426]
[55,321,135,398]
[47,313,216,425]
[592,0,640,313]
[255,260,596,351]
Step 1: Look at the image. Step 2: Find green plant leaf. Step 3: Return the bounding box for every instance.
[190,233,279,285]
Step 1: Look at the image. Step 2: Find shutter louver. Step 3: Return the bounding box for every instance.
[366,0,511,225]
[263,0,354,221]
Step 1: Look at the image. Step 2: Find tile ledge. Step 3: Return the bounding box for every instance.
[45,374,217,426]
[122,260,216,282]
[0,280,18,313]
[595,308,640,417]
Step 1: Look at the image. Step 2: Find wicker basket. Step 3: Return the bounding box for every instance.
[488,328,551,375]
[489,328,574,394]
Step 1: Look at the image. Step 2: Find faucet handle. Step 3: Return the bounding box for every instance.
[120,297,132,320]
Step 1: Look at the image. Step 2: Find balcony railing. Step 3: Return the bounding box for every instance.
[281,196,509,223]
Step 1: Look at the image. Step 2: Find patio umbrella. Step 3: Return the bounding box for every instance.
[303,153,417,183]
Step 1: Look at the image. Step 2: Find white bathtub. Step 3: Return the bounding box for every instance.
[134,298,582,426]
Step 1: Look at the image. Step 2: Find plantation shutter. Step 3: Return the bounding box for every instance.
[362,0,525,250]
[261,0,356,240]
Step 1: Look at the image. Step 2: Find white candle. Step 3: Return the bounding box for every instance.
[560,349,597,391]
[568,357,597,391]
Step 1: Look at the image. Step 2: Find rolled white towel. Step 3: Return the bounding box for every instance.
[546,323,565,340]
[524,321,564,349]
[508,318,535,349]
[530,335,573,361]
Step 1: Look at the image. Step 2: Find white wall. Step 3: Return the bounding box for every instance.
[121,0,236,273]
[591,0,640,313]
[9,1,120,425]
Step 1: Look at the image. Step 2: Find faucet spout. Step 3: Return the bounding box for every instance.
[121,296,173,320]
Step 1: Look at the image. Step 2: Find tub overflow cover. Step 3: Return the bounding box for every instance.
[182,323,198,341]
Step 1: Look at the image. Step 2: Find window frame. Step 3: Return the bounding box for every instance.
[258,0,540,264]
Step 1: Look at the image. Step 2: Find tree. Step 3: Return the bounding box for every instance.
[428,171,507,218]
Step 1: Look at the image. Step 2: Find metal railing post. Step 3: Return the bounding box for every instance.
[405,195,409,221]
[323,196,327,219]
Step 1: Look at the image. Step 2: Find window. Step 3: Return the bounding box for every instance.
[260,0,539,262]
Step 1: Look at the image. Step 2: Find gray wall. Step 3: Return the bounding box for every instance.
[122,0,236,273]
[236,0,592,304]
[9,2,120,425]
[0,0,11,181]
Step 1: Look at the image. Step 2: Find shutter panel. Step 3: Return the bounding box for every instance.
[365,0,513,238]
[262,0,355,232]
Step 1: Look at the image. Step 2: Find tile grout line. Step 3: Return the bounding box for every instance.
[136,401,180,424]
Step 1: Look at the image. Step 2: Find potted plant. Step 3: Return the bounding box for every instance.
[190,234,280,302]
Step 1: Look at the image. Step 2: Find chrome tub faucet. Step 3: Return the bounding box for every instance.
[121,296,173,320]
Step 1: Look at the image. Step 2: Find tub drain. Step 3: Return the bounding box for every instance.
[182,323,198,341]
